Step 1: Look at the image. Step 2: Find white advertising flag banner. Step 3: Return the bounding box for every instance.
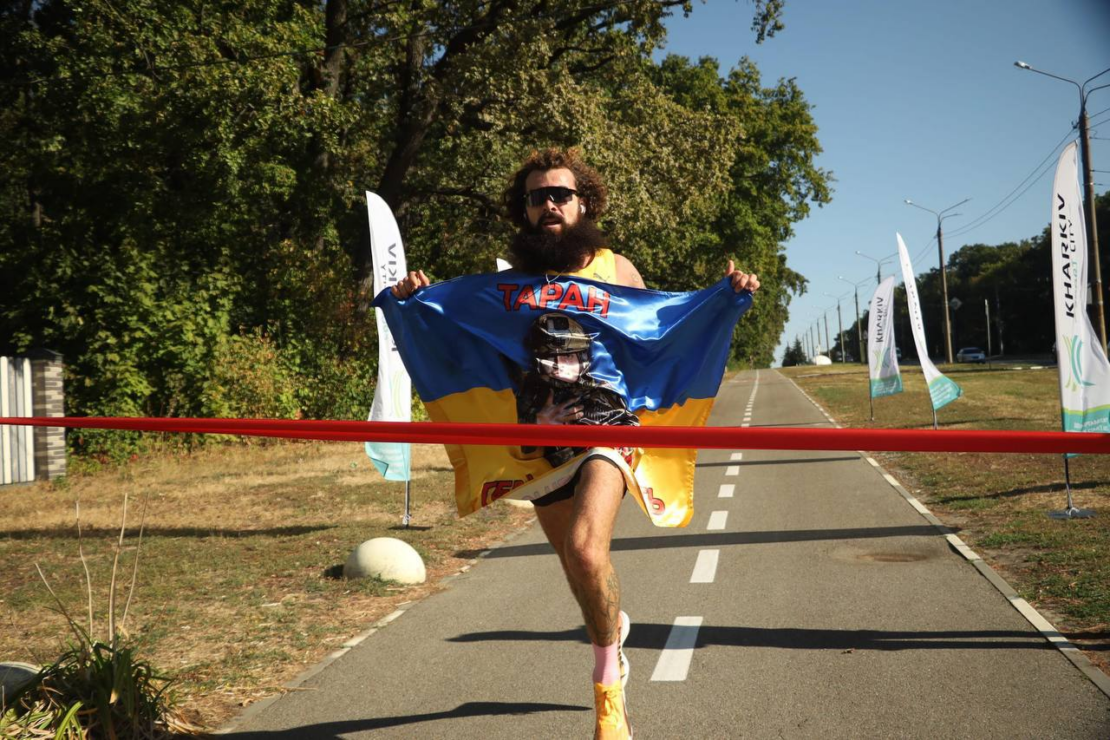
[1052,141,1110,433]
[365,191,412,481]
[867,276,903,397]
[897,233,962,410]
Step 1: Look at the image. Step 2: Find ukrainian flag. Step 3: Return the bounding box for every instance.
[373,272,752,528]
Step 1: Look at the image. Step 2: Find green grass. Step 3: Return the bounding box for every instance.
[0,442,535,729]
[782,363,1110,637]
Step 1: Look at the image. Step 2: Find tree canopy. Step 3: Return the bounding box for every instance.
[0,0,830,457]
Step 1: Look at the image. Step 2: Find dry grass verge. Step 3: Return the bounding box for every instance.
[0,441,535,730]
[781,362,1110,674]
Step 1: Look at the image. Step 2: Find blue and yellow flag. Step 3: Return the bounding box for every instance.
[373,272,752,528]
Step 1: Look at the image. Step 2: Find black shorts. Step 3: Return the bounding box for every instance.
[531,454,625,507]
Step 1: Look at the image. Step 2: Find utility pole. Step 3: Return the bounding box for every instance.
[1079,103,1105,351]
[836,301,844,363]
[905,198,969,364]
[985,299,992,370]
[1016,61,1110,352]
[839,275,866,364]
[823,313,831,360]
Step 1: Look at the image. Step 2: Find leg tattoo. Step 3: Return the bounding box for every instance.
[579,566,621,646]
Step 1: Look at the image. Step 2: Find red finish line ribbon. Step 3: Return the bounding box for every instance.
[1,416,1107,455]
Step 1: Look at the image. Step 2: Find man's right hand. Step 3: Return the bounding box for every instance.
[391,270,430,299]
[536,390,585,425]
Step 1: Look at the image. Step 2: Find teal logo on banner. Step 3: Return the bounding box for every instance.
[869,345,902,398]
[870,375,904,397]
[927,376,962,411]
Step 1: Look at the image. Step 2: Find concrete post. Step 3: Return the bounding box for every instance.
[28,349,65,481]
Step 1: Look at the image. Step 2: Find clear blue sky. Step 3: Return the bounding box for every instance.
[658,0,1110,364]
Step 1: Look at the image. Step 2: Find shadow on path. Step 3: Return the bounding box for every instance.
[222,701,588,738]
[0,525,335,540]
[447,623,1052,652]
[456,524,947,560]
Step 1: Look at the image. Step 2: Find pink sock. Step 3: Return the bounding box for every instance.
[592,641,620,685]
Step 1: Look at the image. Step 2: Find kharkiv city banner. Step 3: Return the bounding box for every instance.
[364,192,412,481]
[1051,141,1110,433]
[896,233,962,410]
[374,274,752,528]
[867,276,903,397]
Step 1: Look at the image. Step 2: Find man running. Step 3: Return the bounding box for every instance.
[392,148,760,739]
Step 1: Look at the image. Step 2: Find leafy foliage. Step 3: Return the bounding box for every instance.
[781,337,806,367]
[0,0,827,459]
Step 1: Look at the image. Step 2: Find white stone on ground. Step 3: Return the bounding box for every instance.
[344,537,426,584]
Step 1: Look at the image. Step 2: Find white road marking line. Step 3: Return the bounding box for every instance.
[707,511,729,530]
[740,422,749,428]
[906,496,930,515]
[882,473,900,487]
[865,457,879,466]
[718,483,735,498]
[651,617,704,682]
[690,550,719,583]
[730,452,743,461]
[725,465,739,476]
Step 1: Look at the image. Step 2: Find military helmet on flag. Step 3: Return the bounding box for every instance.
[527,313,592,355]
[526,313,593,384]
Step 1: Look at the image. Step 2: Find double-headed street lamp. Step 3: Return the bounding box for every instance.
[855,250,896,286]
[838,275,870,364]
[905,198,969,364]
[1016,60,1110,353]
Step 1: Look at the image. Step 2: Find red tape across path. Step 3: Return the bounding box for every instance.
[1,416,1107,455]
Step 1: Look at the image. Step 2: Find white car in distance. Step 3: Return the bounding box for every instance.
[956,347,987,363]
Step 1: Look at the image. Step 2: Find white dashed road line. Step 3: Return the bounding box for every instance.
[651,617,704,682]
[707,510,729,531]
[730,452,743,461]
[690,550,720,583]
[725,465,739,476]
[718,483,735,498]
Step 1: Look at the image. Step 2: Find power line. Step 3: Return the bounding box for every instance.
[944,125,1076,239]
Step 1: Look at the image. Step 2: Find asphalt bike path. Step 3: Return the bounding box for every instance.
[222,370,1110,739]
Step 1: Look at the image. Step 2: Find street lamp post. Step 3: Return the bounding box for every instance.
[905,198,969,364]
[823,312,831,360]
[824,292,848,363]
[838,275,869,364]
[855,250,896,286]
[1016,60,1110,353]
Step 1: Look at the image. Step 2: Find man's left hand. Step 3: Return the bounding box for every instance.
[726,260,760,294]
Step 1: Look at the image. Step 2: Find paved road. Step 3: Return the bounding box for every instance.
[222,370,1110,739]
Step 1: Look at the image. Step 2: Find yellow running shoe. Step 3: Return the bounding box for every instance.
[593,680,633,740]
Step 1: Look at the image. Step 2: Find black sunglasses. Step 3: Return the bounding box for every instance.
[525,186,578,207]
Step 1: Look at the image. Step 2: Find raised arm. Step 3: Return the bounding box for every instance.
[391,270,430,299]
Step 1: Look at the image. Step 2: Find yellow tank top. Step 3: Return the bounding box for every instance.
[554,248,617,284]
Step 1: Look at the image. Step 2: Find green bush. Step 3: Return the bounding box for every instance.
[202,330,300,420]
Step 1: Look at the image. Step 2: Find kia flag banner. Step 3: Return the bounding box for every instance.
[364,192,412,481]
[897,233,962,410]
[1052,141,1110,434]
[868,275,903,397]
[373,274,752,528]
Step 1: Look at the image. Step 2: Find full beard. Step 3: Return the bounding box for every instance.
[508,218,608,274]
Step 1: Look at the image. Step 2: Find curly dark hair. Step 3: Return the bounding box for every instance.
[503,148,608,229]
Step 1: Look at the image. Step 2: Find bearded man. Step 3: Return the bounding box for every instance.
[392,148,760,739]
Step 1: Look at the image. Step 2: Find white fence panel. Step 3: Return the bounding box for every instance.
[1,356,35,484]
